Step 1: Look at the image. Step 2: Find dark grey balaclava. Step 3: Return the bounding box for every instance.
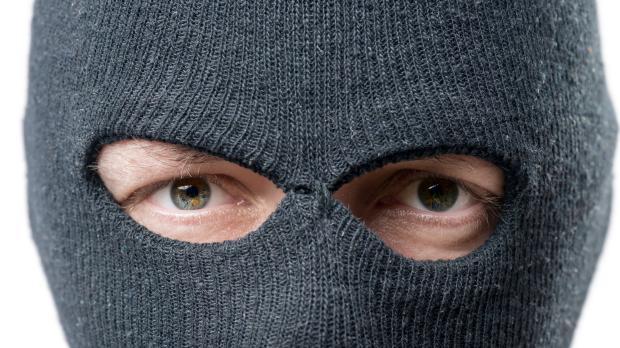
[24,0,617,346]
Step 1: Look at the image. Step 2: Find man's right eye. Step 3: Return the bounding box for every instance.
[120,173,269,243]
[148,177,238,211]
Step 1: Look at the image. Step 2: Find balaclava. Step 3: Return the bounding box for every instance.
[24,0,617,346]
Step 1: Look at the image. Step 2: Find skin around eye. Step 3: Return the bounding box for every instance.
[332,155,504,261]
[124,175,268,243]
[97,139,285,243]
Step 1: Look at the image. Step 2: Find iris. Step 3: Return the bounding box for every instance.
[170,177,211,210]
[417,177,459,212]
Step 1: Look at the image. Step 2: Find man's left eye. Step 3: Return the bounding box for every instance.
[394,176,477,213]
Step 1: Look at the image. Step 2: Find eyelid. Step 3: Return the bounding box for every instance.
[120,174,254,211]
[120,180,168,211]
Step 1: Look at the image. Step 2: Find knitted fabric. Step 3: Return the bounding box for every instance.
[24,0,617,346]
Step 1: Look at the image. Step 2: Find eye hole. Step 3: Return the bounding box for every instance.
[96,139,285,243]
[332,155,504,261]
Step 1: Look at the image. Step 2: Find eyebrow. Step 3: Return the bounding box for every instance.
[427,153,497,169]
[93,140,234,203]
[117,140,227,168]
[91,140,224,176]
[156,143,224,164]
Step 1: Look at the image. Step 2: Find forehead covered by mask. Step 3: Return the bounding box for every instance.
[24,0,617,346]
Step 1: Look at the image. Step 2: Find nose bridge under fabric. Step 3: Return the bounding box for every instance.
[271,182,519,347]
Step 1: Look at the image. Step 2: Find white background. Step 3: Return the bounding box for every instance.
[0,2,618,347]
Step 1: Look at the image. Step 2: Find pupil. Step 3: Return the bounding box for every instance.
[170,178,210,210]
[417,177,459,212]
[184,185,199,198]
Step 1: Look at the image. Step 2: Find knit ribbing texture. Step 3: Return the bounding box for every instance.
[24,0,617,347]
